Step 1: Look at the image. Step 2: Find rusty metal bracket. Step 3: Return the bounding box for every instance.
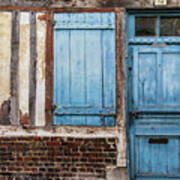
[38,14,55,25]
[38,14,47,21]
[50,104,57,113]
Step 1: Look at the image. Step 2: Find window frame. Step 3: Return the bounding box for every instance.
[128,12,180,44]
[45,8,125,128]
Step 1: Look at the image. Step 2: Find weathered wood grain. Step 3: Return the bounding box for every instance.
[29,11,37,126]
[10,11,20,125]
[45,11,54,128]
[115,8,126,167]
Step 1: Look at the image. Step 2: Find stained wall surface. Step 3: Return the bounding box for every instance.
[0,0,179,179]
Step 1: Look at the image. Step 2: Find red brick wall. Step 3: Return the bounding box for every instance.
[0,137,117,179]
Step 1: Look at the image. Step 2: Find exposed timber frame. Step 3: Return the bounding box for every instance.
[10,11,20,125]
[29,11,37,126]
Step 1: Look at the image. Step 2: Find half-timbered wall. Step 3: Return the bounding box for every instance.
[0,0,179,179]
[0,8,126,179]
[0,10,46,127]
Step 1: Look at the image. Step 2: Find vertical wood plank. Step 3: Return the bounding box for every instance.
[85,13,102,126]
[19,12,30,120]
[29,11,37,126]
[45,11,54,127]
[116,8,127,167]
[85,13,102,108]
[102,14,116,109]
[35,13,46,126]
[70,13,86,125]
[54,26,72,125]
[102,12,116,126]
[167,138,179,173]
[53,13,71,125]
[10,11,20,125]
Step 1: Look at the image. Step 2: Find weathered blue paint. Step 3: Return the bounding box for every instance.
[128,13,180,45]
[133,46,180,113]
[128,13,180,180]
[53,13,116,126]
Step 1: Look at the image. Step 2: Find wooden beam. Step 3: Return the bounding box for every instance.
[29,11,37,126]
[45,11,54,128]
[0,6,47,11]
[52,8,116,13]
[10,11,20,125]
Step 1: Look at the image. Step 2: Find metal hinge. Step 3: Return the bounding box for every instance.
[51,104,57,113]
[129,112,138,118]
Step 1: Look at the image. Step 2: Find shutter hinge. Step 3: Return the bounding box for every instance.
[129,112,138,118]
[51,104,57,113]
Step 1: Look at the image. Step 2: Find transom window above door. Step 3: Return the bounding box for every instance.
[128,13,180,43]
[135,16,180,37]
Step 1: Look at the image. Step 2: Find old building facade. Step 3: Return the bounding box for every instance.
[0,0,180,179]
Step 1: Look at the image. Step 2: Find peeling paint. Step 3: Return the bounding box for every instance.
[0,126,119,137]
[106,167,127,180]
[20,110,29,125]
[0,12,11,105]
[36,13,46,81]
[19,12,30,116]
[35,13,46,126]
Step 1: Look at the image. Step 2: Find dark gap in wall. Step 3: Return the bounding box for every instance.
[0,99,11,125]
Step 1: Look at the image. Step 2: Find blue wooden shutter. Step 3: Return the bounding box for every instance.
[53,13,116,126]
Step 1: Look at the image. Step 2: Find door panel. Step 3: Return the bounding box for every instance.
[138,52,157,105]
[133,46,180,112]
[162,52,180,105]
[135,136,179,175]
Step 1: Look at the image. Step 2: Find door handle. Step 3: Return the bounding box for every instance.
[149,138,168,144]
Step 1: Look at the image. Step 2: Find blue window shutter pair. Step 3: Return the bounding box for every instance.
[53,13,116,126]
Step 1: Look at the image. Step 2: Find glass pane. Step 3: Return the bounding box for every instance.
[160,17,180,36]
[135,17,157,36]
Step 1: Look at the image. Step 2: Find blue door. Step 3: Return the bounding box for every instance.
[128,14,180,179]
[53,12,116,126]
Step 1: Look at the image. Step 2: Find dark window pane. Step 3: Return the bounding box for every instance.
[135,17,157,36]
[160,17,180,36]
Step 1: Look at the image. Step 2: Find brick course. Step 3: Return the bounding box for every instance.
[0,137,117,179]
